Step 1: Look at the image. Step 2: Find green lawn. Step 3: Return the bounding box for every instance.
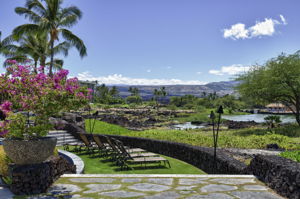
[280,150,300,162]
[86,119,300,150]
[64,146,205,174]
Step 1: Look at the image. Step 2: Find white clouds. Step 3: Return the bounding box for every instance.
[280,14,287,25]
[196,71,202,75]
[224,23,249,39]
[249,18,277,37]
[146,69,151,73]
[223,15,287,40]
[209,64,250,76]
[77,71,206,85]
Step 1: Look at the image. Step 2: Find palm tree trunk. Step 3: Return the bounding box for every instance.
[40,57,46,74]
[49,39,54,76]
[34,60,38,74]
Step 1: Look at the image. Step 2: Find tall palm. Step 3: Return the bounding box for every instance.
[13,0,87,75]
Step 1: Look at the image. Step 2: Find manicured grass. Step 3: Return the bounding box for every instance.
[280,150,300,162]
[86,120,131,134]
[86,119,300,150]
[81,153,204,174]
[65,146,205,174]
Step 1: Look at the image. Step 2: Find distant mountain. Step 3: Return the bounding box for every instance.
[109,81,240,100]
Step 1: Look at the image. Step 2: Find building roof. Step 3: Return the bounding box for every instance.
[266,103,286,108]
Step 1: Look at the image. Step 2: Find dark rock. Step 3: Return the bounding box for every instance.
[266,143,284,151]
[9,156,76,195]
[224,120,258,129]
[248,155,300,199]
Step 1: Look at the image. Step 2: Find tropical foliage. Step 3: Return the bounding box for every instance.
[237,51,300,125]
[10,0,87,75]
[1,32,69,72]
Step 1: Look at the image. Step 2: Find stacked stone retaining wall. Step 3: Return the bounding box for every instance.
[9,155,76,195]
[249,155,300,199]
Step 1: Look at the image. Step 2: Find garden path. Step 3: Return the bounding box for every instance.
[0,174,285,199]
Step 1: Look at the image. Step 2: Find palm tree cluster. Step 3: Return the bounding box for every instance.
[0,0,87,75]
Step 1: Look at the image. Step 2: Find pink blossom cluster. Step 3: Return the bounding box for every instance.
[0,61,91,137]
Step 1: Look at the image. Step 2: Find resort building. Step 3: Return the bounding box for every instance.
[265,103,292,113]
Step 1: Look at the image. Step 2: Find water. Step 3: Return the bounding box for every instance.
[222,114,296,123]
[171,122,205,130]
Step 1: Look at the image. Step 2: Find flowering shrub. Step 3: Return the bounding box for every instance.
[0,61,91,139]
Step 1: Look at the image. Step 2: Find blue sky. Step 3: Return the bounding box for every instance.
[1,0,300,85]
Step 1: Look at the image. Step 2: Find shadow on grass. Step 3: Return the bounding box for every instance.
[113,165,168,171]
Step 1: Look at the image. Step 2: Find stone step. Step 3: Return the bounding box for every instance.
[56,137,78,143]
[48,134,76,139]
[47,130,81,146]
[49,130,68,134]
[48,132,71,136]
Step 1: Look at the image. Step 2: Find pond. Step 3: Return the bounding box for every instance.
[222,114,296,123]
[171,122,205,130]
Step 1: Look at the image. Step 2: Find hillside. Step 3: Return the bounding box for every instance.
[109,81,239,100]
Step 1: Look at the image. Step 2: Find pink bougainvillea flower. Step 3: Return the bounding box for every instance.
[0,101,12,113]
[0,130,9,136]
[0,61,90,138]
[5,60,17,64]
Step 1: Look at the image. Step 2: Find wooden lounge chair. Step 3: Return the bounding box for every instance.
[103,135,146,153]
[113,138,159,158]
[92,134,113,156]
[114,139,171,170]
[77,133,98,154]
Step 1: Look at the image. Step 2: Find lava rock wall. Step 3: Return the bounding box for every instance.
[249,155,300,199]
[9,156,76,195]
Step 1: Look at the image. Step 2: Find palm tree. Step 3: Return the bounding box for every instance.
[1,32,69,73]
[13,0,87,75]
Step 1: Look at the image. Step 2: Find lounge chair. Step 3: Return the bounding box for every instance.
[77,133,98,154]
[92,134,114,156]
[113,138,159,158]
[103,135,146,153]
[114,139,171,170]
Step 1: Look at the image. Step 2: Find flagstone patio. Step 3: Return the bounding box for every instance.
[0,174,284,199]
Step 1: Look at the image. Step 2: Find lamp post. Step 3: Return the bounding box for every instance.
[210,106,223,172]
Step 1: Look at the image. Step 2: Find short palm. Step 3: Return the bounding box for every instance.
[1,33,69,72]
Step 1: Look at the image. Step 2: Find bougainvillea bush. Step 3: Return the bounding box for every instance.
[0,60,91,139]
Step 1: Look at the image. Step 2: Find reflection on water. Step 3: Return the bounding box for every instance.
[222,114,296,123]
[171,122,205,130]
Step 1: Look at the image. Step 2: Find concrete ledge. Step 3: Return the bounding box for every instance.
[58,150,84,174]
[62,174,256,178]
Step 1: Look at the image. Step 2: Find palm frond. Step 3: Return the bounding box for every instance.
[46,58,64,69]
[15,7,42,23]
[60,6,82,19]
[59,15,79,28]
[61,29,87,57]
[53,41,70,56]
[12,24,40,39]
[25,0,46,16]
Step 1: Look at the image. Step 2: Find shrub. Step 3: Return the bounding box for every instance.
[280,150,300,162]
[0,146,10,177]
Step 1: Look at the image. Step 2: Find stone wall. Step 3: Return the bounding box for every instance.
[248,155,300,199]
[9,155,76,195]
[84,133,248,174]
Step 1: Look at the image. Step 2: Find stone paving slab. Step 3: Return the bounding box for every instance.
[0,174,285,199]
